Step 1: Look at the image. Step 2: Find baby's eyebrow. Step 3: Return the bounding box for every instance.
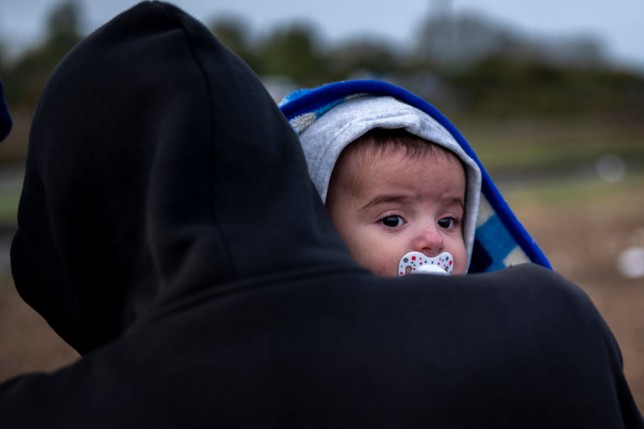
[446,196,465,209]
[361,195,465,211]
[361,195,409,210]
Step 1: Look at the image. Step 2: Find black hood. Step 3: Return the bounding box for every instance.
[3,2,641,427]
[10,0,352,355]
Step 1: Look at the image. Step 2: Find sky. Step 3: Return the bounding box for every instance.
[1,0,643,71]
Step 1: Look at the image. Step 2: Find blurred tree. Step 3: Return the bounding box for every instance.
[256,23,328,85]
[448,54,644,117]
[414,11,608,74]
[413,11,518,72]
[47,0,83,47]
[410,9,644,117]
[209,15,261,73]
[326,38,400,81]
[537,35,606,69]
[0,0,640,125]
[4,0,85,108]
[0,40,7,78]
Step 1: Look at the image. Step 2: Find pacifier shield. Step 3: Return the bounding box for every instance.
[398,251,454,276]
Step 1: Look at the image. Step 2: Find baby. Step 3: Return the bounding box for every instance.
[291,94,482,277]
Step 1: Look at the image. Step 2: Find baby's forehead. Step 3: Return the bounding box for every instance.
[334,151,467,211]
[333,136,467,193]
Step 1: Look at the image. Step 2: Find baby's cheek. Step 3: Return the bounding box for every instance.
[450,239,468,274]
[366,259,391,277]
[453,257,468,274]
[453,265,467,275]
[378,265,398,277]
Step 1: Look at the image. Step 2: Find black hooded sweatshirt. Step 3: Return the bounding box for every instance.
[1,2,641,428]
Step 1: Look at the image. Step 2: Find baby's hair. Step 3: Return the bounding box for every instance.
[327,127,462,204]
[351,128,441,158]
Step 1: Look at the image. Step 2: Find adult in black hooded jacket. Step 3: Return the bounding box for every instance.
[1,2,641,428]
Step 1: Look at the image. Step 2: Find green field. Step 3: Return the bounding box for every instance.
[0,184,20,226]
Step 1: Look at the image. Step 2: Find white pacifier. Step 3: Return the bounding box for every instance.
[398,251,454,276]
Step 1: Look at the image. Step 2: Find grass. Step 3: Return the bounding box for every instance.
[502,171,644,206]
[0,185,20,226]
[459,115,644,172]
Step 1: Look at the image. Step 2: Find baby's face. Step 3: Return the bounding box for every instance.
[326,145,467,276]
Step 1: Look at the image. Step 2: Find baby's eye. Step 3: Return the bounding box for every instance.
[438,217,458,229]
[381,215,405,228]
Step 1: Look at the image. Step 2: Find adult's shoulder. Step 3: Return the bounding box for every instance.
[465,263,596,308]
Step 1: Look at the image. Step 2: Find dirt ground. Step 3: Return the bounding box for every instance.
[504,177,644,411]
[0,176,642,411]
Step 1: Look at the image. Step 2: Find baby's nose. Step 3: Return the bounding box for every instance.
[412,224,444,256]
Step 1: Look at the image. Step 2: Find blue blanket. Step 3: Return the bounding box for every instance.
[280,79,551,273]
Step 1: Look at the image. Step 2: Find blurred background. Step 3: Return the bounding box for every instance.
[0,0,643,410]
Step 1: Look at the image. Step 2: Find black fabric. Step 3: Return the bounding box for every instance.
[2,2,641,427]
[0,80,11,142]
